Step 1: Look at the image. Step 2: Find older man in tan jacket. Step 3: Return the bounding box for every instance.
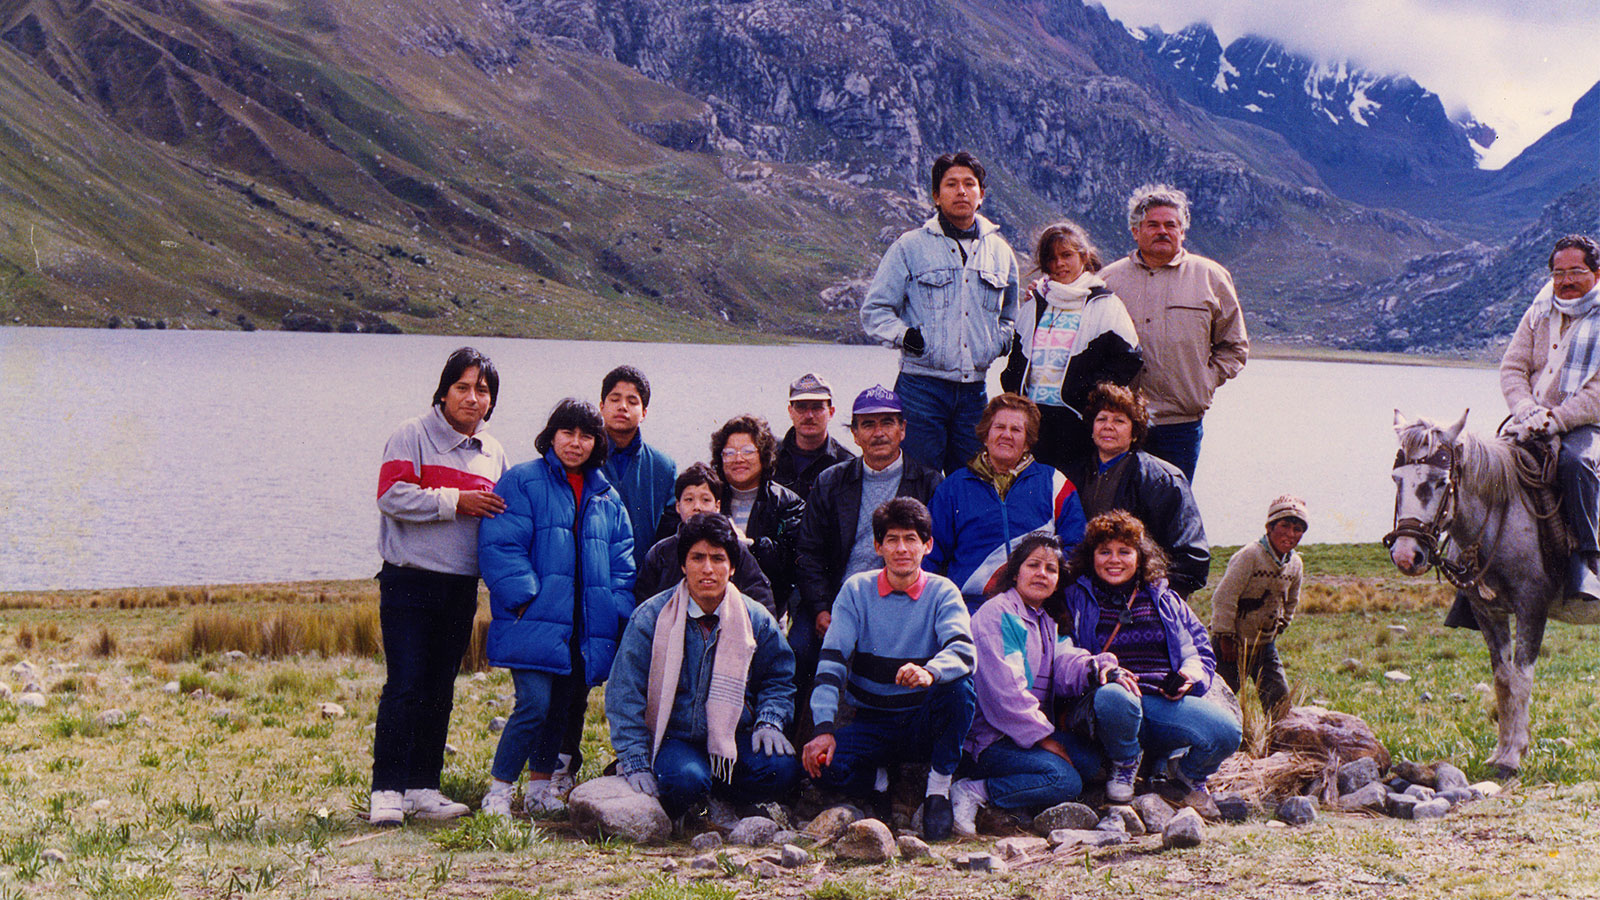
[1100,184,1248,484]
[1501,234,1600,602]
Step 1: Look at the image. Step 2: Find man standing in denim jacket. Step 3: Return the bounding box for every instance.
[862,151,1021,475]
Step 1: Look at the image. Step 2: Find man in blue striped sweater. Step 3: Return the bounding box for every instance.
[801,497,976,841]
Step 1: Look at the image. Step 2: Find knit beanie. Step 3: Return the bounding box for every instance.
[1266,494,1309,529]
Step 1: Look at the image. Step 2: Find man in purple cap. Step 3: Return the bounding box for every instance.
[774,372,855,502]
[789,385,945,737]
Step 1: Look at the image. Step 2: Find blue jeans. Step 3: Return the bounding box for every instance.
[816,675,977,796]
[654,733,805,820]
[896,373,987,475]
[1092,685,1240,782]
[491,668,577,782]
[1558,424,1600,551]
[973,730,1104,810]
[371,563,478,792]
[787,612,821,738]
[1143,420,1204,484]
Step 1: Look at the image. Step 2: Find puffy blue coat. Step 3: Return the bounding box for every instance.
[924,459,1087,610]
[478,449,637,683]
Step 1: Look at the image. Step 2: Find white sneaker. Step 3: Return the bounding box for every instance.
[1107,752,1142,803]
[404,788,469,820]
[369,790,404,826]
[481,780,515,819]
[524,779,567,815]
[549,770,577,801]
[950,778,986,837]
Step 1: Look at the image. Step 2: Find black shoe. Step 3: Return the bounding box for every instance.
[867,789,894,826]
[1569,553,1600,603]
[922,795,953,842]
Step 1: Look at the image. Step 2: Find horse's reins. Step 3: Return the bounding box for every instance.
[1382,441,1500,590]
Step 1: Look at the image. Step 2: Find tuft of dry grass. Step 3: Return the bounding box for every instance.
[157,605,383,662]
[463,609,491,673]
[89,626,118,658]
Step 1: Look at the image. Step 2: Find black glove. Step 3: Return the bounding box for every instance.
[902,327,925,356]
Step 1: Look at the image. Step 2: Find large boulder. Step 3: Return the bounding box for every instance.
[804,805,863,843]
[1268,707,1391,771]
[567,776,671,844]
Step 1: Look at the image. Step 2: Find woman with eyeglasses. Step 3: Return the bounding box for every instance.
[1055,510,1237,813]
[659,415,805,619]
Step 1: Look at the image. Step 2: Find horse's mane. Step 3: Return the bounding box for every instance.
[1398,417,1532,507]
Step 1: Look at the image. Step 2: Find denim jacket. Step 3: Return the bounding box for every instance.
[861,214,1020,383]
[604,587,796,775]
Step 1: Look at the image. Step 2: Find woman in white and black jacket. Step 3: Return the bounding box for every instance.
[1001,221,1142,472]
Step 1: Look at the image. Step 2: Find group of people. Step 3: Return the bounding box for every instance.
[367,151,1326,840]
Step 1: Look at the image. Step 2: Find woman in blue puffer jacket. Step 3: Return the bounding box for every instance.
[478,399,636,817]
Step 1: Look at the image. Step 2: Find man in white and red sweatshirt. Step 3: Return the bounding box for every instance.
[370,347,509,826]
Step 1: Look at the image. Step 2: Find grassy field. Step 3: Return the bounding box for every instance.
[1,545,1598,899]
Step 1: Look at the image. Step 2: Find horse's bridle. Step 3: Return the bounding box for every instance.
[1383,442,1493,589]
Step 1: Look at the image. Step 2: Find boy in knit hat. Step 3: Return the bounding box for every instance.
[1209,495,1307,718]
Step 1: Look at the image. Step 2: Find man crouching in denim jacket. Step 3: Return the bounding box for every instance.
[606,512,803,821]
[861,150,1020,475]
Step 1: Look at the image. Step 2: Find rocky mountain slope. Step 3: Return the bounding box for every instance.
[0,0,1583,350]
[1135,24,1485,209]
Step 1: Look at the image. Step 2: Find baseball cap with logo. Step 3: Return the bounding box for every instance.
[788,373,833,402]
[851,385,902,417]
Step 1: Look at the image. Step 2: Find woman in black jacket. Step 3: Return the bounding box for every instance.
[656,415,804,618]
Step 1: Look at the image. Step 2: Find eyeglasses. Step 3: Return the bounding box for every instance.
[721,448,759,460]
[1552,268,1596,281]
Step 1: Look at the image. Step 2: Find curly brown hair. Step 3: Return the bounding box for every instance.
[1066,510,1168,585]
[1084,383,1150,449]
[710,414,777,484]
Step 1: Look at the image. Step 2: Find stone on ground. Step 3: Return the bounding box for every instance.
[689,831,722,853]
[688,854,719,870]
[1434,763,1469,791]
[1392,760,1437,787]
[955,852,997,872]
[95,708,126,726]
[1032,801,1098,834]
[750,860,783,878]
[319,702,346,719]
[1384,670,1411,683]
[567,775,671,844]
[1337,757,1383,795]
[1385,792,1419,819]
[16,692,46,709]
[780,843,810,868]
[1214,794,1250,822]
[896,835,931,860]
[995,835,1048,859]
[42,849,67,864]
[487,716,507,732]
[1413,798,1452,819]
[1049,829,1126,849]
[1471,781,1502,797]
[1132,793,1176,832]
[1105,805,1145,835]
[1277,796,1318,826]
[729,815,780,846]
[803,805,861,843]
[1335,782,1389,813]
[1161,808,1205,849]
[833,819,896,862]
[1403,784,1435,800]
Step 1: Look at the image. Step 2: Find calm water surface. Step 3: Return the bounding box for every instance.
[0,328,1505,590]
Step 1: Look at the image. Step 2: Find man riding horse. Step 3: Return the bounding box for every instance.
[1498,234,1600,604]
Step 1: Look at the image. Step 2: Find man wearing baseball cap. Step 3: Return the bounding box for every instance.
[790,385,945,736]
[774,372,855,502]
[1208,494,1307,719]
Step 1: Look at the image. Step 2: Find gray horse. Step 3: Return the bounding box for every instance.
[1387,410,1600,777]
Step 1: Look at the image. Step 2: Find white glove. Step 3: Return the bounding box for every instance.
[751,724,795,757]
[623,770,659,797]
[1504,417,1534,442]
[1511,399,1539,422]
[1526,408,1557,436]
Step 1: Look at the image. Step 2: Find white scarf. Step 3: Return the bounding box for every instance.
[1040,271,1106,309]
[644,580,755,782]
[1531,281,1600,401]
